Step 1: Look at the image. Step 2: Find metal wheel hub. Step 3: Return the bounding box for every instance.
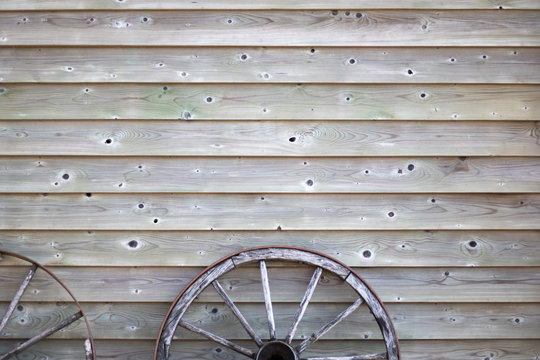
[256,341,298,360]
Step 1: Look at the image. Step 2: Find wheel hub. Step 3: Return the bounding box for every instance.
[256,341,298,360]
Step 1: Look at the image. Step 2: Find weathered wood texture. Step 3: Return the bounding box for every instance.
[1,1,539,358]
[1,11,539,46]
[0,264,36,336]
[212,279,263,346]
[1,339,538,360]
[286,266,322,344]
[259,260,277,341]
[1,194,538,230]
[0,231,538,267]
[1,302,538,340]
[0,84,537,120]
[0,311,83,360]
[2,121,539,156]
[1,157,539,193]
[294,297,366,353]
[1,266,538,303]
[2,48,538,84]
[2,1,540,10]
[177,319,255,358]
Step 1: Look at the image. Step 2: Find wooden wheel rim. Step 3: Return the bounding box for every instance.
[0,250,95,360]
[154,246,400,360]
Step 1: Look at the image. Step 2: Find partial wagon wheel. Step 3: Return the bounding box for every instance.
[155,246,400,360]
[0,250,95,360]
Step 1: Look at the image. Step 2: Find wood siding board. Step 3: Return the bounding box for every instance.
[0,264,37,336]
[2,121,539,156]
[0,266,538,303]
[0,84,537,120]
[1,339,538,360]
[1,157,539,193]
[0,311,84,359]
[0,230,538,267]
[2,1,540,10]
[2,48,538,84]
[1,1,539,356]
[0,340,92,359]
[0,194,538,230]
[0,11,539,46]
[1,302,538,340]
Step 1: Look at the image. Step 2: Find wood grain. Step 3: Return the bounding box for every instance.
[0,263,37,336]
[0,0,538,357]
[2,47,538,84]
[0,266,538,303]
[0,84,537,120]
[1,1,539,10]
[1,157,538,193]
[0,230,538,267]
[1,339,538,360]
[0,11,538,46]
[1,193,538,230]
[2,121,539,156]
[1,302,538,339]
[0,340,91,359]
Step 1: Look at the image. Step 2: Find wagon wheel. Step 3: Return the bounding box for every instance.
[155,246,399,360]
[0,250,95,360]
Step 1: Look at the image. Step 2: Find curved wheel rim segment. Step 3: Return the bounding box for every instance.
[0,250,95,360]
[154,246,400,360]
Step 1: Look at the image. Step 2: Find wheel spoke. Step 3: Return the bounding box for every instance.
[213,280,263,347]
[260,260,276,341]
[85,339,94,360]
[155,246,400,359]
[285,266,322,344]
[304,354,387,360]
[0,264,38,335]
[0,311,83,360]
[179,319,254,358]
[296,297,364,354]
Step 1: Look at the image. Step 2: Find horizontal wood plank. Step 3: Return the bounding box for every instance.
[0,340,92,359]
[1,157,538,193]
[396,340,540,360]
[0,84,537,120]
[1,0,539,355]
[1,1,539,10]
[2,121,539,156]
[1,339,538,360]
[1,230,539,267]
[0,194,538,230]
[1,302,538,339]
[1,47,538,84]
[1,266,538,303]
[0,11,538,46]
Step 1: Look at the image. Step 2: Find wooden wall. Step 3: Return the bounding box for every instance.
[1,1,539,359]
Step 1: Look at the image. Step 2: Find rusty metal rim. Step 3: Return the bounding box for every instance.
[153,245,400,359]
[0,249,96,359]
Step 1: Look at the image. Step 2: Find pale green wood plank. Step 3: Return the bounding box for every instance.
[1,157,538,193]
[1,121,539,156]
[0,84,537,120]
[1,1,539,10]
[0,266,538,302]
[0,194,538,230]
[2,47,538,84]
[1,339,537,360]
[1,302,538,339]
[0,11,538,46]
[1,230,538,267]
